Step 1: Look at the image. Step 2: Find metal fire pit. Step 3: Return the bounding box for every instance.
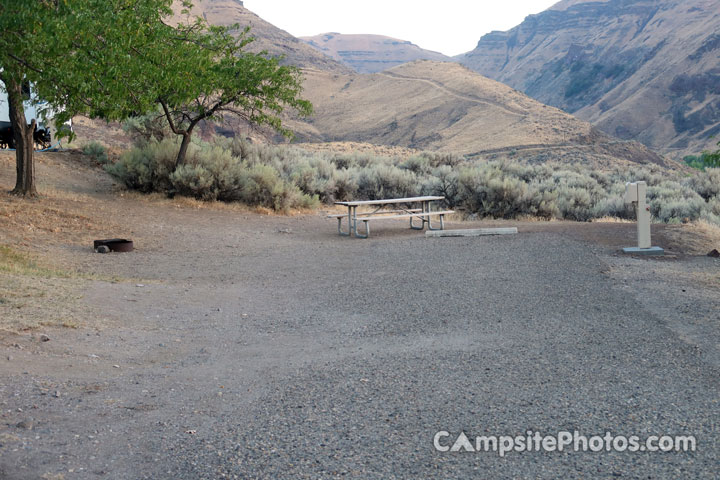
[93,239,134,253]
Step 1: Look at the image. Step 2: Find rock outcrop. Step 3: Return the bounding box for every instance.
[458,0,720,159]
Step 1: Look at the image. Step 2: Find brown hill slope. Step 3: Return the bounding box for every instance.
[458,0,720,159]
[295,61,670,168]
[300,33,451,73]
[171,0,353,74]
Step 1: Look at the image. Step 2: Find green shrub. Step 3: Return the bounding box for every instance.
[555,187,591,221]
[457,166,556,219]
[654,198,706,223]
[685,168,720,201]
[355,164,419,200]
[105,138,177,192]
[82,141,108,164]
[422,165,460,207]
[105,137,720,225]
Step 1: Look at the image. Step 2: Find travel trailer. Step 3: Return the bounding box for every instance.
[0,83,71,150]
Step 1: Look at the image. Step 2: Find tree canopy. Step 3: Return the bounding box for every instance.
[0,0,311,194]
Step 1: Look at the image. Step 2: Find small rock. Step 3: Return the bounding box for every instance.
[112,364,120,368]
[39,334,50,342]
[53,391,60,398]
[708,249,720,258]
[15,419,33,430]
[6,355,12,361]
[135,284,145,288]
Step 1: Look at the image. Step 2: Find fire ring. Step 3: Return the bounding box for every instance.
[93,239,134,253]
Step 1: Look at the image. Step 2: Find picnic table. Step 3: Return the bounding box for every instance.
[329,196,454,238]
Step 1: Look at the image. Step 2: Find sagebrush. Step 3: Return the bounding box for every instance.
[105,129,720,223]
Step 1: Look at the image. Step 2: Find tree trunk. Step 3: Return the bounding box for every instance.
[176,132,192,168]
[5,75,37,197]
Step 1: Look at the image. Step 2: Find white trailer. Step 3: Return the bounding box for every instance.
[0,84,70,150]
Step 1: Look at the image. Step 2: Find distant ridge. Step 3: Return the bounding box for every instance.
[171,0,353,74]
[457,0,720,159]
[293,61,671,169]
[300,33,451,73]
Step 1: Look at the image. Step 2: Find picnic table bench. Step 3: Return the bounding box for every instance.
[329,196,454,238]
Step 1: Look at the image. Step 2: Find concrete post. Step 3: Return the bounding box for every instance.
[623,181,663,255]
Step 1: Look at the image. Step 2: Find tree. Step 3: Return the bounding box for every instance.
[0,1,186,196]
[150,22,312,167]
[704,140,720,168]
[1,1,312,196]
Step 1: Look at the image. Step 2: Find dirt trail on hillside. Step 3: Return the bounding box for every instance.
[377,71,528,117]
[0,152,719,478]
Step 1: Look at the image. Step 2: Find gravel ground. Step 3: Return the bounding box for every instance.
[1,205,718,479]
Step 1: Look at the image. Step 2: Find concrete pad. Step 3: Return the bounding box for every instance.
[622,246,665,256]
[426,227,518,238]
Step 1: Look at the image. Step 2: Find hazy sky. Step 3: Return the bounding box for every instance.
[243,0,560,56]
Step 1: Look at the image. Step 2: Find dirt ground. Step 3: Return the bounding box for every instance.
[0,151,719,478]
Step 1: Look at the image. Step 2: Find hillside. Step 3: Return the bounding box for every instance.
[295,61,670,168]
[457,0,720,159]
[300,33,451,73]
[171,0,353,74]
[66,1,673,171]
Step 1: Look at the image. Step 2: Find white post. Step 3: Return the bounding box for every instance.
[623,181,663,255]
[635,182,651,249]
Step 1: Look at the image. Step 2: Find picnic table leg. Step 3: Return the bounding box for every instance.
[355,219,370,238]
[410,201,425,230]
[350,206,363,237]
[426,200,446,231]
[337,206,352,236]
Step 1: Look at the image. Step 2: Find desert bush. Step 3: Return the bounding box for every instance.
[332,168,359,202]
[82,141,108,164]
[400,155,432,175]
[105,138,178,192]
[592,196,633,219]
[355,164,419,200]
[169,164,216,200]
[456,166,556,219]
[654,197,706,223]
[106,137,720,225]
[236,164,318,211]
[421,165,460,207]
[685,168,720,201]
[288,157,338,203]
[555,186,594,221]
[106,138,317,211]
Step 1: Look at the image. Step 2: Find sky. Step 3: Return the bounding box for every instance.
[243,0,561,57]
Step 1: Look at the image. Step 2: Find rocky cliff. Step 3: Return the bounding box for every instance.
[300,33,451,73]
[458,0,720,159]
[172,0,353,74]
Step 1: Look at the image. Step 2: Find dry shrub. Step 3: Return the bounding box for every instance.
[105,137,720,224]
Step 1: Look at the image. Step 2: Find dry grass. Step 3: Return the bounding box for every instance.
[661,220,720,256]
[0,245,96,333]
[294,141,422,159]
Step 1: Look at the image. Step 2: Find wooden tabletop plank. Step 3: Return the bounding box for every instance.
[335,196,444,206]
[353,210,454,220]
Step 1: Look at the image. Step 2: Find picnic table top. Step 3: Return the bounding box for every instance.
[335,196,445,207]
